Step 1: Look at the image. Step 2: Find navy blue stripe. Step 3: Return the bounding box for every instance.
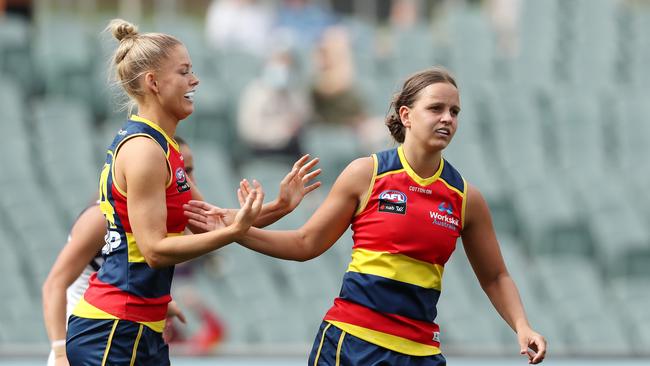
[440,159,464,193]
[376,148,402,175]
[339,271,440,322]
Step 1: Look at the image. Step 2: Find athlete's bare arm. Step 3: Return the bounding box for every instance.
[116,137,263,269]
[461,183,547,364]
[185,157,373,261]
[42,205,106,363]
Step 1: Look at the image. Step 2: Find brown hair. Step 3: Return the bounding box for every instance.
[385,67,458,143]
[105,19,182,111]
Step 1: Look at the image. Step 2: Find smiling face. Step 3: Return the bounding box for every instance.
[399,82,460,152]
[153,44,200,121]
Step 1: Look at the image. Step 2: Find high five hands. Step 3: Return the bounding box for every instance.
[184,154,321,232]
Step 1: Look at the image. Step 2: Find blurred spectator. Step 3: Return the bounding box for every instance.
[309,26,386,152]
[237,42,310,159]
[485,0,521,59]
[205,0,273,56]
[274,0,338,50]
[167,263,226,355]
[309,26,365,127]
[389,0,419,29]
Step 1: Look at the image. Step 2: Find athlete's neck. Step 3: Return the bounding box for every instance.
[136,106,178,139]
[401,143,442,179]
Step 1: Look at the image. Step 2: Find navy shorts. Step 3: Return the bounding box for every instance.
[66,315,169,366]
[308,321,446,366]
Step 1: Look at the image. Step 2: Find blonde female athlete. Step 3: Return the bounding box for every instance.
[64,19,319,366]
[43,139,319,365]
[186,67,547,365]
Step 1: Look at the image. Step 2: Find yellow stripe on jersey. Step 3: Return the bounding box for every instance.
[130,114,179,152]
[73,298,119,320]
[127,232,184,263]
[72,298,166,332]
[355,155,378,216]
[327,321,442,356]
[346,248,444,290]
[461,177,467,227]
[397,145,443,187]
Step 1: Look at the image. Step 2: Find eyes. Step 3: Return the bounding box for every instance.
[427,104,460,117]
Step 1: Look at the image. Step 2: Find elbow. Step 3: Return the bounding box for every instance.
[144,252,168,269]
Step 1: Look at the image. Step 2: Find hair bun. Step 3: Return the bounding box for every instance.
[109,19,139,41]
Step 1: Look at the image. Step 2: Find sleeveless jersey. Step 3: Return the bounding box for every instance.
[323,145,466,356]
[71,115,192,332]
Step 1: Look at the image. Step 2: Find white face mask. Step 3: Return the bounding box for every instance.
[263,63,290,89]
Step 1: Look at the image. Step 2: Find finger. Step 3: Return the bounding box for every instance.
[252,187,265,212]
[301,157,320,175]
[303,168,322,182]
[281,166,300,186]
[176,310,187,324]
[186,200,215,210]
[187,218,209,231]
[530,340,546,364]
[304,182,322,195]
[293,154,310,170]
[241,189,257,211]
[240,179,251,195]
[184,210,209,223]
[251,179,262,190]
[237,188,245,206]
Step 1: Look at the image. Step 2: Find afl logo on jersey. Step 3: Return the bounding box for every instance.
[175,167,190,193]
[378,190,407,214]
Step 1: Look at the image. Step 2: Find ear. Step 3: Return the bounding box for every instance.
[398,105,411,128]
[144,72,159,94]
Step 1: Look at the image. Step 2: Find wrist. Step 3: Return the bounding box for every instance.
[51,339,66,357]
[514,319,531,333]
[271,198,293,214]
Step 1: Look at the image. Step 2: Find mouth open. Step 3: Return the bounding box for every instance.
[184,90,195,102]
[435,128,450,136]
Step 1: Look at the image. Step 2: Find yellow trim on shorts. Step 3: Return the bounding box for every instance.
[130,324,144,366]
[355,155,378,216]
[101,320,119,366]
[335,330,346,366]
[347,248,444,290]
[313,323,332,366]
[327,321,442,356]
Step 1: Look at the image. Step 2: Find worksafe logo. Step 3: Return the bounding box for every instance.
[430,202,459,231]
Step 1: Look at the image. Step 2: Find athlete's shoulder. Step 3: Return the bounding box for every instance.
[440,158,465,194]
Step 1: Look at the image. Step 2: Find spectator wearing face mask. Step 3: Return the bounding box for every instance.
[237,44,311,159]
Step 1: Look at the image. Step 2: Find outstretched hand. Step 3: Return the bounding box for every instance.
[232,180,265,233]
[518,328,546,364]
[183,201,229,232]
[239,154,321,212]
[184,181,265,237]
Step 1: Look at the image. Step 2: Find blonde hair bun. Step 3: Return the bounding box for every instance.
[108,19,139,41]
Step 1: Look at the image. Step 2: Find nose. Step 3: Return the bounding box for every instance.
[191,73,200,87]
[440,109,453,124]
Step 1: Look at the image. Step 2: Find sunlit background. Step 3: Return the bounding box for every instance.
[1,0,649,364]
